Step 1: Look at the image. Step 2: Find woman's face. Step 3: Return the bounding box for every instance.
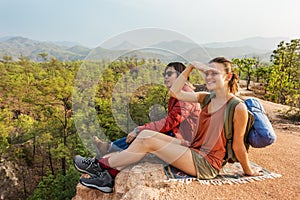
[204,62,227,91]
[163,67,178,89]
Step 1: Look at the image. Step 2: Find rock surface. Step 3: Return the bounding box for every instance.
[72,160,168,200]
[0,160,20,200]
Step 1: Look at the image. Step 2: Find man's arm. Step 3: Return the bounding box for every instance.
[126,98,198,143]
[139,99,196,134]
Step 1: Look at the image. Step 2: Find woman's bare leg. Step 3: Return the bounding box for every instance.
[107,130,197,176]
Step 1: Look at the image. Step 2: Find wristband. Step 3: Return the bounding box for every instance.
[133,127,140,134]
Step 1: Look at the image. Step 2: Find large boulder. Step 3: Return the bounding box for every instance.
[72,156,169,200]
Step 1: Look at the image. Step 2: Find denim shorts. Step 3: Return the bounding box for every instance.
[191,149,218,179]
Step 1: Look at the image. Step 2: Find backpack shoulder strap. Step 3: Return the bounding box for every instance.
[201,93,216,108]
[223,97,241,164]
[224,97,241,139]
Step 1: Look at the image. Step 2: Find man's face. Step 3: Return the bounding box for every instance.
[163,67,178,89]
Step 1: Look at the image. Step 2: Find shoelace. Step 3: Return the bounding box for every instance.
[81,157,95,166]
[91,171,104,178]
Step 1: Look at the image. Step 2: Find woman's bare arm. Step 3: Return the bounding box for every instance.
[170,65,209,103]
[232,103,261,176]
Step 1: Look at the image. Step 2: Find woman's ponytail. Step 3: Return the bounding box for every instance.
[228,73,239,94]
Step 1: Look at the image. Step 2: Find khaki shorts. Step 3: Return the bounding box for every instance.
[191,149,218,179]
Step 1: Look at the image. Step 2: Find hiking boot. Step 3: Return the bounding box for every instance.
[74,155,102,176]
[80,170,114,193]
[93,136,111,158]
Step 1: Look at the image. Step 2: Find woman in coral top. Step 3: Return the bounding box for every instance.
[74,57,262,193]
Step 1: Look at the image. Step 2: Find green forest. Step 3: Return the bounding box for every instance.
[0,39,299,200]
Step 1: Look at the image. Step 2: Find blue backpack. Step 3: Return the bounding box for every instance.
[244,98,276,148]
[202,94,276,163]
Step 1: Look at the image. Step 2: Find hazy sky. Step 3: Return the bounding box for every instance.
[0,0,299,47]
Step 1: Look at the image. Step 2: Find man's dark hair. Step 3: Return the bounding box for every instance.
[165,62,189,80]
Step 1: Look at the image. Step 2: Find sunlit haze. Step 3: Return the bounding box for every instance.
[0,0,299,47]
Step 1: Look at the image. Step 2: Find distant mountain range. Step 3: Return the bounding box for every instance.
[0,36,290,62]
[0,37,90,61]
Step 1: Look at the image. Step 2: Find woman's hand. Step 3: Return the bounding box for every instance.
[244,166,264,176]
[189,61,210,72]
[126,131,137,143]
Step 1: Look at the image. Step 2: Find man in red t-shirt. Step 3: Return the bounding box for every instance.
[93,62,201,158]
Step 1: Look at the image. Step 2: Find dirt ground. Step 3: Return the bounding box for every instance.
[159,97,300,200]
